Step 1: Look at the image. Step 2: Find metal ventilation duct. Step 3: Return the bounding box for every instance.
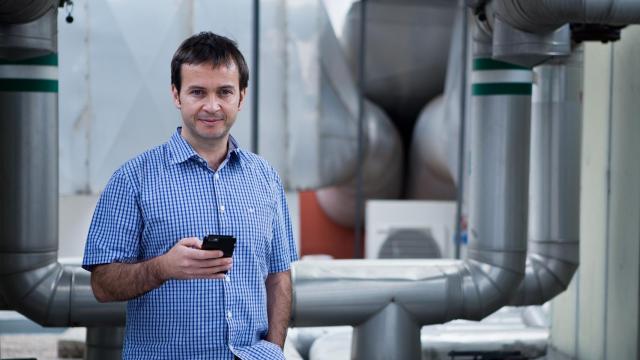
[287,0,402,194]
[291,23,533,359]
[0,0,58,24]
[490,0,640,33]
[0,5,125,327]
[510,47,583,305]
[341,0,457,121]
[315,98,403,228]
[0,6,57,59]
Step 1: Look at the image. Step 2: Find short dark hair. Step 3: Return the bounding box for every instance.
[171,32,249,93]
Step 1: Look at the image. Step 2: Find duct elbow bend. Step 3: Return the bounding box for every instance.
[510,254,579,306]
[0,262,74,326]
[0,256,126,327]
[462,259,525,321]
[491,0,574,33]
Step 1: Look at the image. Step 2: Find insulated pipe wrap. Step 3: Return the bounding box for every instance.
[509,48,583,306]
[492,0,640,33]
[0,30,126,326]
[0,0,58,24]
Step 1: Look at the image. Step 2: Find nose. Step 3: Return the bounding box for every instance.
[203,95,222,112]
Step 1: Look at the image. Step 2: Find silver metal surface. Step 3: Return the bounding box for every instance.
[510,47,583,306]
[306,307,549,360]
[315,100,403,228]
[352,302,421,360]
[85,327,125,360]
[287,0,359,189]
[490,0,640,33]
[292,25,532,358]
[0,0,57,24]
[0,13,126,327]
[407,9,467,200]
[342,1,457,119]
[492,18,571,68]
[0,7,57,59]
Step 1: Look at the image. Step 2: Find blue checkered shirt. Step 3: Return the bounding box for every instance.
[83,128,298,359]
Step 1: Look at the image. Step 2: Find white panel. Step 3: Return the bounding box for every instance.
[193,0,253,151]
[58,195,99,259]
[365,200,457,259]
[550,270,578,356]
[58,1,90,194]
[574,41,611,360]
[88,0,191,192]
[258,0,288,183]
[606,24,640,360]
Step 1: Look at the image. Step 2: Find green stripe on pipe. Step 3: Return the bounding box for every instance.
[0,53,58,66]
[473,58,528,71]
[0,79,58,93]
[472,83,532,96]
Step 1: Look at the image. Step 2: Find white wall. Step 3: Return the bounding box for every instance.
[58,0,255,195]
[550,26,640,359]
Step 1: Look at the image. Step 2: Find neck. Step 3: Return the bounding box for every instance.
[182,133,229,171]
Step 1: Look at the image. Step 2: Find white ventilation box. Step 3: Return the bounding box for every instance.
[365,200,458,259]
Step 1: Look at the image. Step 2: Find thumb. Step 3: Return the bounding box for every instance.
[178,237,202,249]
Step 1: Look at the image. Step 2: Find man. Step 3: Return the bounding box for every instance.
[82,32,297,360]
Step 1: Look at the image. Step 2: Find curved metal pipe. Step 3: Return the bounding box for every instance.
[407,10,468,200]
[0,0,58,24]
[315,100,403,228]
[0,13,125,327]
[510,47,583,305]
[491,0,640,33]
[293,26,532,332]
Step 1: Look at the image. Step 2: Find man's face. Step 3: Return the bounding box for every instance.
[171,62,245,145]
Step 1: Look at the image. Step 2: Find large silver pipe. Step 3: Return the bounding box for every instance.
[315,99,403,228]
[0,6,57,59]
[0,0,58,24]
[341,0,457,119]
[407,9,467,200]
[509,47,583,305]
[292,25,531,359]
[0,10,125,327]
[491,0,640,33]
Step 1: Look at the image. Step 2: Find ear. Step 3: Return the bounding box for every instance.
[237,88,247,110]
[171,84,181,108]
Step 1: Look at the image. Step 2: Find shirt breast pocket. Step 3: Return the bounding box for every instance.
[242,200,274,273]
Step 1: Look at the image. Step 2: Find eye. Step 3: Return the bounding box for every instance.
[219,88,234,97]
[190,89,205,96]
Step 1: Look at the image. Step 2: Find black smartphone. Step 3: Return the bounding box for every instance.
[202,235,236,275]
[202,235,236,258]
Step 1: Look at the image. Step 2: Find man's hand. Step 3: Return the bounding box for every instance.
[156,237,233,281]
[91,237,233,302]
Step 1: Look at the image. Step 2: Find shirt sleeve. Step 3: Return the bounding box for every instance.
[82,167,143,271]
[268,171,298,273]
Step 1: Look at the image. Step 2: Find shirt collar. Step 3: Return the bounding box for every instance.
[168,127,240,165]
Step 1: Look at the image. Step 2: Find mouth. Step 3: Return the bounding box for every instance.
[198,118,224,124]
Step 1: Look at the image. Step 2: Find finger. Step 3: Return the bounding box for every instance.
[179,237,202,249]
[191,263,232,276]
[194,249,224,259]
[193,257,232,268]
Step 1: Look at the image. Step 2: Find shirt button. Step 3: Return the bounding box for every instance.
[214,173,219,180]
[225,275,230,282]
[227,311,232,319]
[220,205,225,213]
